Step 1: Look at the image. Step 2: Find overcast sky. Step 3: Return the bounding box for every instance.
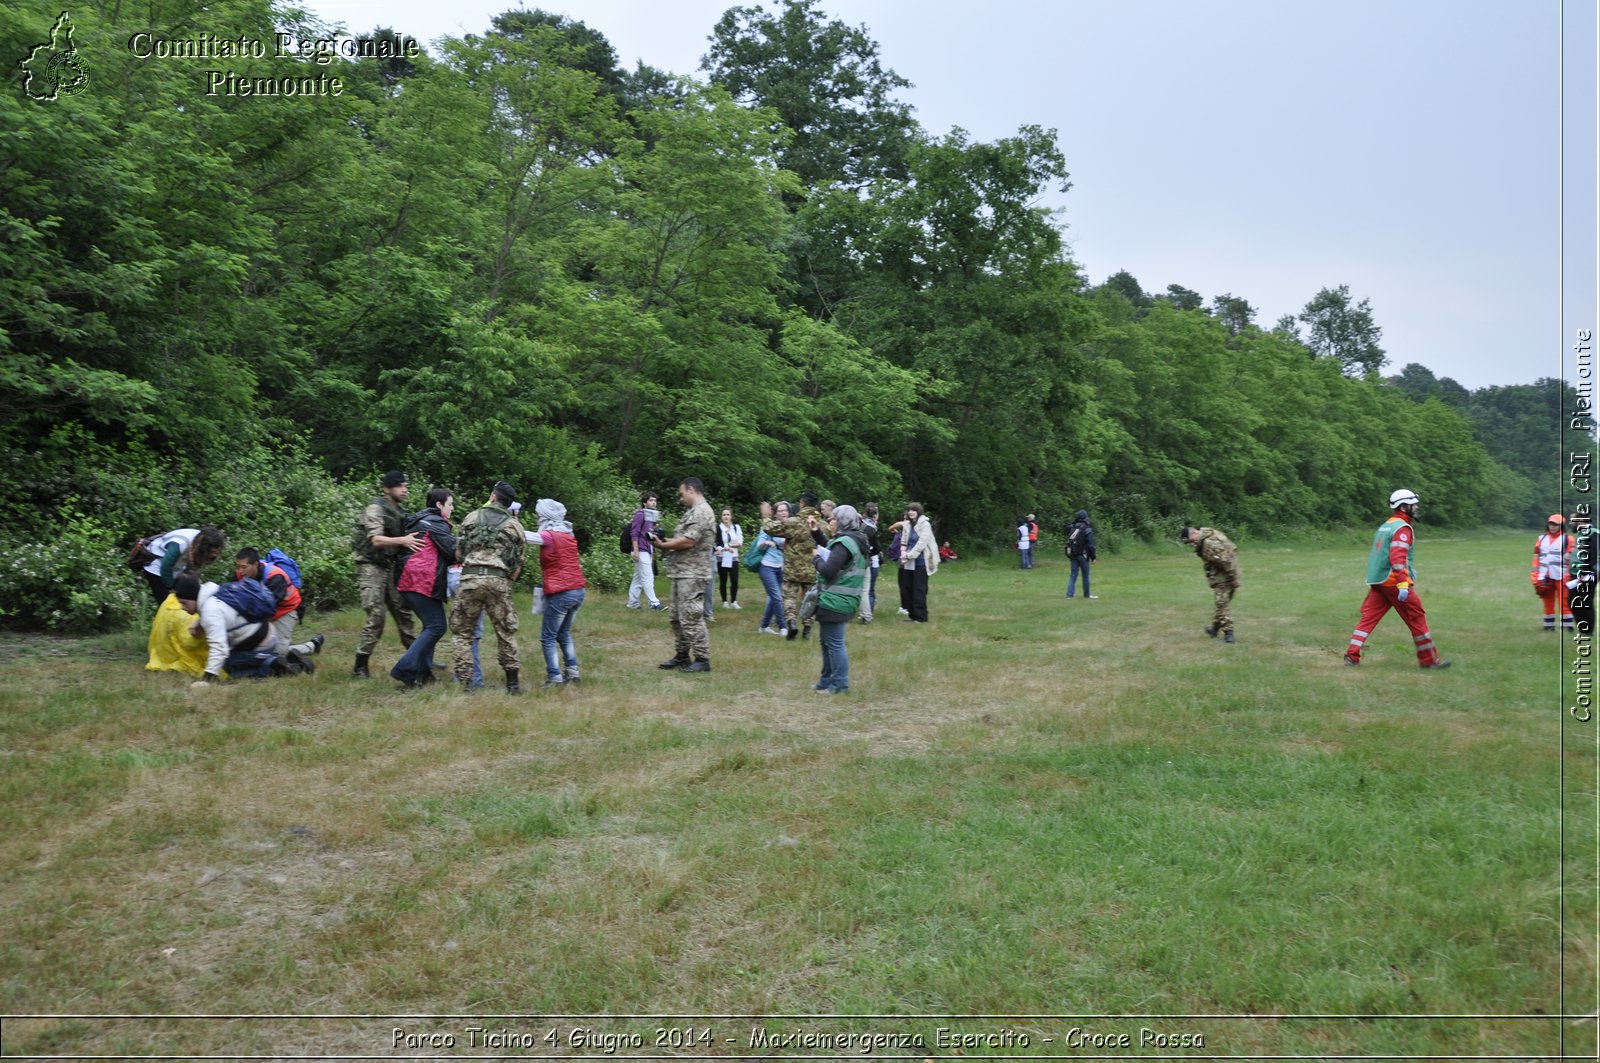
[296,0,1593,390]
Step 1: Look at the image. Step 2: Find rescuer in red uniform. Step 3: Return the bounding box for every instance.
[1531,513,1575,632]
[1343,489,1450,669]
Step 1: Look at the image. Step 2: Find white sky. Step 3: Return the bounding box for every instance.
[293,0,1595,390]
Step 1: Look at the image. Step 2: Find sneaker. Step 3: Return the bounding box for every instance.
[565,676,581,687]
[1086,595,1099,600]
[897,607,909,615]
[731,601,742,609]
[310,634,325,655]
[541,677,564,689]
[286,649,314,676]
[1421,659,1452,670]
[1343,652,1360,666]
[659,656,689,670]
[681,659,711,673]
[649,602,666,611]
[626,603,641,610]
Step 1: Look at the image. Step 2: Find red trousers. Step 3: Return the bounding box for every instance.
[1346,585,1440,666]
[1534,579,1573,629]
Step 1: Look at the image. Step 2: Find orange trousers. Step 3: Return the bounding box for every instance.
[1534,578,1573,630]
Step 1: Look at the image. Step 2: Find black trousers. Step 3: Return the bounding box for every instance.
[718,564,740,603]
[898,566,928,622]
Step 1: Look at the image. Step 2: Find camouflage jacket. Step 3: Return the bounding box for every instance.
[1194,527,1241,586]
[352,495,406,567]
[456,502,526,579]
[664,500,716,580]
[762,507,823,584]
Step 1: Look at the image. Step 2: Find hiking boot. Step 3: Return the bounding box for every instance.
[681,659,711,673]
[352,653,371,678]
[786,627,799,641]
[1421,659,1452,670]
[660,656,690,669]
[802,623,812,641]
[1204,624,1218,638]
[505,669,521,695]
[310,634,325,655]
[1343,652,1360,666]
[1223,630,1235,644]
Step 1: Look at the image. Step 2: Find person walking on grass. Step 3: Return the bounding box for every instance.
[529,498,586,690]
[389,488,456,688]
[812,505,869,695]
[352,471,423,677]
[1064,509,1097,599]
[1342,489,1451,670]
[450,482,526,693]
[755,502,789,635]
[651,477,716,673]
[627,492,664,611]
[1180,526,1242,643]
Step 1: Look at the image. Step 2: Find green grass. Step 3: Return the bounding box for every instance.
[0,529,1591,1057]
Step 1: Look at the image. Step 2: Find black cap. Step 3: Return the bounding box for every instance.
[380,470,407,488]
[493,481,517,505]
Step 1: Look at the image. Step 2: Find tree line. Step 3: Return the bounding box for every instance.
[0,0,1579,631]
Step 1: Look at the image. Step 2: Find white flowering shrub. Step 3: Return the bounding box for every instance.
[0,506,145,633]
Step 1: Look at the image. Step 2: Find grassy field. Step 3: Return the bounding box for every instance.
[0,528,1593,1059]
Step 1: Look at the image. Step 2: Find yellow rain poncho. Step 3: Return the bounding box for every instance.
[145,593,214,678]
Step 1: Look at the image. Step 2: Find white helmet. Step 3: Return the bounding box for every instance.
[1389,488,1419,509]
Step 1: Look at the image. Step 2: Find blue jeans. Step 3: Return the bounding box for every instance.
[817,620,849,691]
[1020,545,1032,569]
[1067,556,1091,597]
[759,565,785,630]
[540,588,585,681]
[393,592,447,683]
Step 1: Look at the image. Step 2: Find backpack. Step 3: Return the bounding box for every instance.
[619,523,634,556]
[1065,524,1086,556]
[461,507,510,559]
[262,548,303,588]
[742,534,766,572]
[214,578,277,622]
[127,535,160,572]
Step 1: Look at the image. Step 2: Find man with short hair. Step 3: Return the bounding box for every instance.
[451,482,527,693]
[235,548,323,662]
[1180,526,1242,643]
[1343,489,1450,669]
[651,477,717,672]
[352,471,423,677]
[763,491,825,640]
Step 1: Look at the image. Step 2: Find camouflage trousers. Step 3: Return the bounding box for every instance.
[669,577,710,662]
[451,576,518,680]
[1207,575,1237,634]
[782,578,816,630]
[356,563,415,657]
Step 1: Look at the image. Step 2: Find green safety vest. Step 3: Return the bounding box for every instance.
[817,534,867,615]
[1365,516,1414,585]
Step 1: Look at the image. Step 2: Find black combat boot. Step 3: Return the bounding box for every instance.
[505,669,521,695]
[353,653,371,678]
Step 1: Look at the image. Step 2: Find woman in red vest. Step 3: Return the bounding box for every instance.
[531,498,588,689]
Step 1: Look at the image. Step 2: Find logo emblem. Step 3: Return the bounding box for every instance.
[20,12,89,101]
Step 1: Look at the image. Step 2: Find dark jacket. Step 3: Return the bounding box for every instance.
[403,508,458,600]
[1065,510,1097,561]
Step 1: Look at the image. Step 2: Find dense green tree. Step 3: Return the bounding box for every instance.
[1299,284,1387,376]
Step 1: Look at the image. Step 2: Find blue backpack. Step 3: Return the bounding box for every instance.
[215,578,277,622]
[263,548,303,588]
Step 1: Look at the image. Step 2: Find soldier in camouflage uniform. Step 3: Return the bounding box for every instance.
[763,490,825,641]
[351,471,424,677]
[451,482,527,693]
[1181,526,1242,643]
[650,477,716,672]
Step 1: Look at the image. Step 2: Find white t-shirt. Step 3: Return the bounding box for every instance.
[718,523,743,567]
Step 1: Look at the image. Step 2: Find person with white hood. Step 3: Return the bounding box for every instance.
[527,498,587,689]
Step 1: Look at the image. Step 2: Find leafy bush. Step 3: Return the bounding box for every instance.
[0,505,146,633]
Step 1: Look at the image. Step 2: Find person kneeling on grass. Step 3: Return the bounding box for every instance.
[173,574,312,689]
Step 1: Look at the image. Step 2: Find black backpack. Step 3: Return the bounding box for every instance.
[619,524,633,556]
[1065,523,1086,556]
